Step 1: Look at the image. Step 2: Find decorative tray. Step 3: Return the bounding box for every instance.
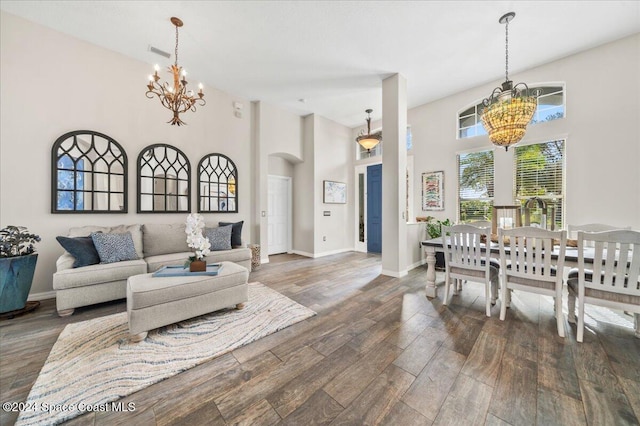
[152,263,224,277]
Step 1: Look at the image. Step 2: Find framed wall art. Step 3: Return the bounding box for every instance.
[323,180,347,204]
[422,171,444,211]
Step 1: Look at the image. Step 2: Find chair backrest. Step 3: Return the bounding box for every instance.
[442,224,490,273]
[466,220,492,230]
[499,226,567,282]
[567,223,631,240]
[578,230,640,296]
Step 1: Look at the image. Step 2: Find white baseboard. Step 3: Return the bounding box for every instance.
[407,258,427,271]
[28,291,56,301]
[260,258,270,264]
[292,248,353,259]
[381,269,408,278]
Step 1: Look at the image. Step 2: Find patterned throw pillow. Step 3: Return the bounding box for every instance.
[204,225,233,251]
[91,232,138,264]
[55,236,101,268]
[218,221,244,248]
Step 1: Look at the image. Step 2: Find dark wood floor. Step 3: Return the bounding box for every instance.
[1,252,639,425]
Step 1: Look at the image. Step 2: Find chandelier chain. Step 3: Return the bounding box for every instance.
[505,18,509,82]
[174,24,179,67]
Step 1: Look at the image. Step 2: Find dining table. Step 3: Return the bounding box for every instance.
[420,236,590,298]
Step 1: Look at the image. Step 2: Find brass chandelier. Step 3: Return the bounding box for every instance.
[356,109,382,153]
[480,12,538,151]
[146,17,205,126]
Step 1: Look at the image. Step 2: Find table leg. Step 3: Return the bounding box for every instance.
[424,246,437,298]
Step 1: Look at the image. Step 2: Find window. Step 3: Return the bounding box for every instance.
[198,153,238,213]
[137,144,190,213]
[458,84,565,139]
[52,130,127,213]
[514,140,565,229]
[457,149,494,222]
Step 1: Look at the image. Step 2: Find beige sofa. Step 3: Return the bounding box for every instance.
[53,223,251,316]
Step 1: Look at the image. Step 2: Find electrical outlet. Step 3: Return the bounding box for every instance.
[323,236,326,241]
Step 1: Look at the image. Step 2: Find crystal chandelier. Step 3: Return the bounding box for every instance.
[146,17,205,126]
[356,109,382,153]
[481,12,538,151]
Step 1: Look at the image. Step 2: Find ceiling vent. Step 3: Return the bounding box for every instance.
[148,45,171,59]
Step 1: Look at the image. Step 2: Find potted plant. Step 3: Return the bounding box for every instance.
[184,214,211,272]
[0,225,41,314]
[425,218,452,269]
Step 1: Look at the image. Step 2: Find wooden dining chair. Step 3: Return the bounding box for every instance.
[442,225,499,317]
[567,223,631,240]
[567,230,640,342]
[498,226,567,337]
[466,220,492,229]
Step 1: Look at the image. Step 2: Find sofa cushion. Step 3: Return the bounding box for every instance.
[143,223,190,257]
[55,236,100,268]
[68,224,143,259]
[91,232,138,264]
[53,259,147,290]
[205,225,233,251]
[219,221,244,248]
[206,247,251,265]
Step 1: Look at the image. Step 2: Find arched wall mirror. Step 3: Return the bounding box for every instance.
[137,144,191,213]
[197,153,238,213]
[51,130,128,213]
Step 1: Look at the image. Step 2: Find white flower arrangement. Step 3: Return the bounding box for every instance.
[185,213,211,261]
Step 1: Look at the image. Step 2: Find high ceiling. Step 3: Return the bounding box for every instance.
[2,1,639,127]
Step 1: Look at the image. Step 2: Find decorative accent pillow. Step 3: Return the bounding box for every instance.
[91,232,138,264]
[205,225,233,251]
[55,236,101,268]
[218,221,244,248]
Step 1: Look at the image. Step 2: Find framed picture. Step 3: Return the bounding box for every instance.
[422,171,444,211]
[323,180,347,204]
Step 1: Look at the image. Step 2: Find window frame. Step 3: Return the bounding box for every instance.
[137,143,191,213]
[456,148,495,224]
[513,138,566,230]
[51,130,128,214]
[197,153,239,213]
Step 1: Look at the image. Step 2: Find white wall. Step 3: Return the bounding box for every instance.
[1,12,252,296]
[293,115,315,255]
[313,115,354,255]
[253,101,303,261]
[268,156,294,178]
[408,34,640,230]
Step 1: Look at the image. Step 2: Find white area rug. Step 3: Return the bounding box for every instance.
[17,282,315,426]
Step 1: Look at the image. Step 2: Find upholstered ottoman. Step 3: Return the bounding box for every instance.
[127,261,249,342]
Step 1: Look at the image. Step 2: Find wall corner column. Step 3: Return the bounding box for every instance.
[381,73,408,277]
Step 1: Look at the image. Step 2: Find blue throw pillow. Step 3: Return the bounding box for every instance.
[56,236,101,268]
[218,221,244,247]
[205,225,233,251]
[91,232,138,264]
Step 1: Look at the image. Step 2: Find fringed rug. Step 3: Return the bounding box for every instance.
[17,282,315,426]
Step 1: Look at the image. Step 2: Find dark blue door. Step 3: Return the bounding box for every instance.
[367,164,382,253]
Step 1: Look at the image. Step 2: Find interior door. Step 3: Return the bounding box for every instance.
[367,164,382,253]
[268,175,290,255]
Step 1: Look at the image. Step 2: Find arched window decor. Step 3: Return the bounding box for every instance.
[137,144,190,213]
[51,130,127,213]
[198,153,238,213]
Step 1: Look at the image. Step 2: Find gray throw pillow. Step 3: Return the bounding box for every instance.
[219,221,244,248]
[205,225,233,251]
[91,232,138,264]
[56,236,100,268]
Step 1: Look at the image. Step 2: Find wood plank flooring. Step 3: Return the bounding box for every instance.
[1,252,639,425]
